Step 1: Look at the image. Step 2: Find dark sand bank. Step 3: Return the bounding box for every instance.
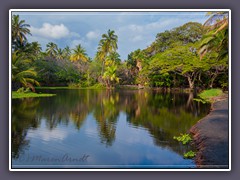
[190,96,229,169]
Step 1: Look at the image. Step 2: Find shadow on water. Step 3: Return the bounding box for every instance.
[12,89,210,166]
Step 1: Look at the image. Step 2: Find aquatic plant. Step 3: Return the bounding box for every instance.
[173,133,192,145]
[183,151,196,159]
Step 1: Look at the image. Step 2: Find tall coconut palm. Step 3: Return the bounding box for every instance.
[12,51,40,91]
[12,15,32,50]
[70,44,88,62]
[97,29,118,74]
[199,12,229,60]
[46,42,58,58]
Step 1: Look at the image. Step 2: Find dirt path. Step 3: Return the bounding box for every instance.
[190,96,229,169]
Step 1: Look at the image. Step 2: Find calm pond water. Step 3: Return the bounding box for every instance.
[12,89,210,168]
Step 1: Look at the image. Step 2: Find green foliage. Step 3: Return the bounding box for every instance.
[12,52,40,90]
[103,65,120,88]
[193,98,207,104]
[70,44,88,62]
[16,87,25,93]
[12,14,31,50]
[173,133,192,145]
[11,15,228,91]
[199,12,228,61]
[183,151,196,159]
[148,22,204,54]
[198,89,223,102]
[12,91,56,99]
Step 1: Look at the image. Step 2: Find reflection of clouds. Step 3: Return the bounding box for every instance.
[27,121,68,142]
[109,112,191,166]
[84,119,98,139]
[116,112,152,146]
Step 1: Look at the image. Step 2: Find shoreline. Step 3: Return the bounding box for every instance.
[190,94,229,168]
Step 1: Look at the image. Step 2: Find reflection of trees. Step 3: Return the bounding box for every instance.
[12,89,210,158]
[35,90,120,146]
[12,98,40,159]
[93,91,119,146]
[118,90,210,155]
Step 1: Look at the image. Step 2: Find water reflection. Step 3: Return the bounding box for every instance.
[12,89,210,167]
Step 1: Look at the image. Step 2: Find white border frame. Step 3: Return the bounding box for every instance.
[9,9,231,172]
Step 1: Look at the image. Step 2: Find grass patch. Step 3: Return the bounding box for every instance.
[198,89,223,103]
[12,91,56,99]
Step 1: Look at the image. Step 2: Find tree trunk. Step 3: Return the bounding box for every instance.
[187,76,194,89]
[209,74,218,88]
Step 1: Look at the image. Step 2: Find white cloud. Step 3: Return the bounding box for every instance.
[69,32,81,38]
[128,24,143,32]
[71,39,84,47]
[30,23,70,39]
[86,31,100,40]
[131,35,143,42]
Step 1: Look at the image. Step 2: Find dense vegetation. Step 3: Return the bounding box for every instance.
[11,12,229,91]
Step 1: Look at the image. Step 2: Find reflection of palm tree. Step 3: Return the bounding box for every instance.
[93,91,119,146]
[69,112,87,130]
[12,99,40,159]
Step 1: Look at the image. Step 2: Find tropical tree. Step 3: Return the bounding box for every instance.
[102,65,119,88]
[97,29,118,74]
[199,12,229,60]
[55,48,65,60]
[63,46,71,59]
[30,41,42,59]
[105,52,121,66]
[70,44,88,62]
[12,52,40,91]
[12,14,31,50]
[150,44,203,89]
[46,42,58,58]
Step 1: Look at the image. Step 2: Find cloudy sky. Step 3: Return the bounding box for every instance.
[13,11,209,60]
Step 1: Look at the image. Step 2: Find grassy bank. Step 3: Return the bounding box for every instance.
[197,89,224,103]
[12,91,56,99]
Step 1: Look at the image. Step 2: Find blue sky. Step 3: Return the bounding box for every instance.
[14,11,209,60]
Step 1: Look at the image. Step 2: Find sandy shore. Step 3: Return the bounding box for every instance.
[190,95,229,169]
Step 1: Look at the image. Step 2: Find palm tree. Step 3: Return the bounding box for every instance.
[55,48,65,60]
[105,52,121,66]
[199,12,229,60]
[12,51,40,91]
[46,42,58,58]
[30,42,42,57]
[97,30,118,74]
[12,15,32,50]
[102,65,119,88]
[70,44,88,62]
[63,46,71,59]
